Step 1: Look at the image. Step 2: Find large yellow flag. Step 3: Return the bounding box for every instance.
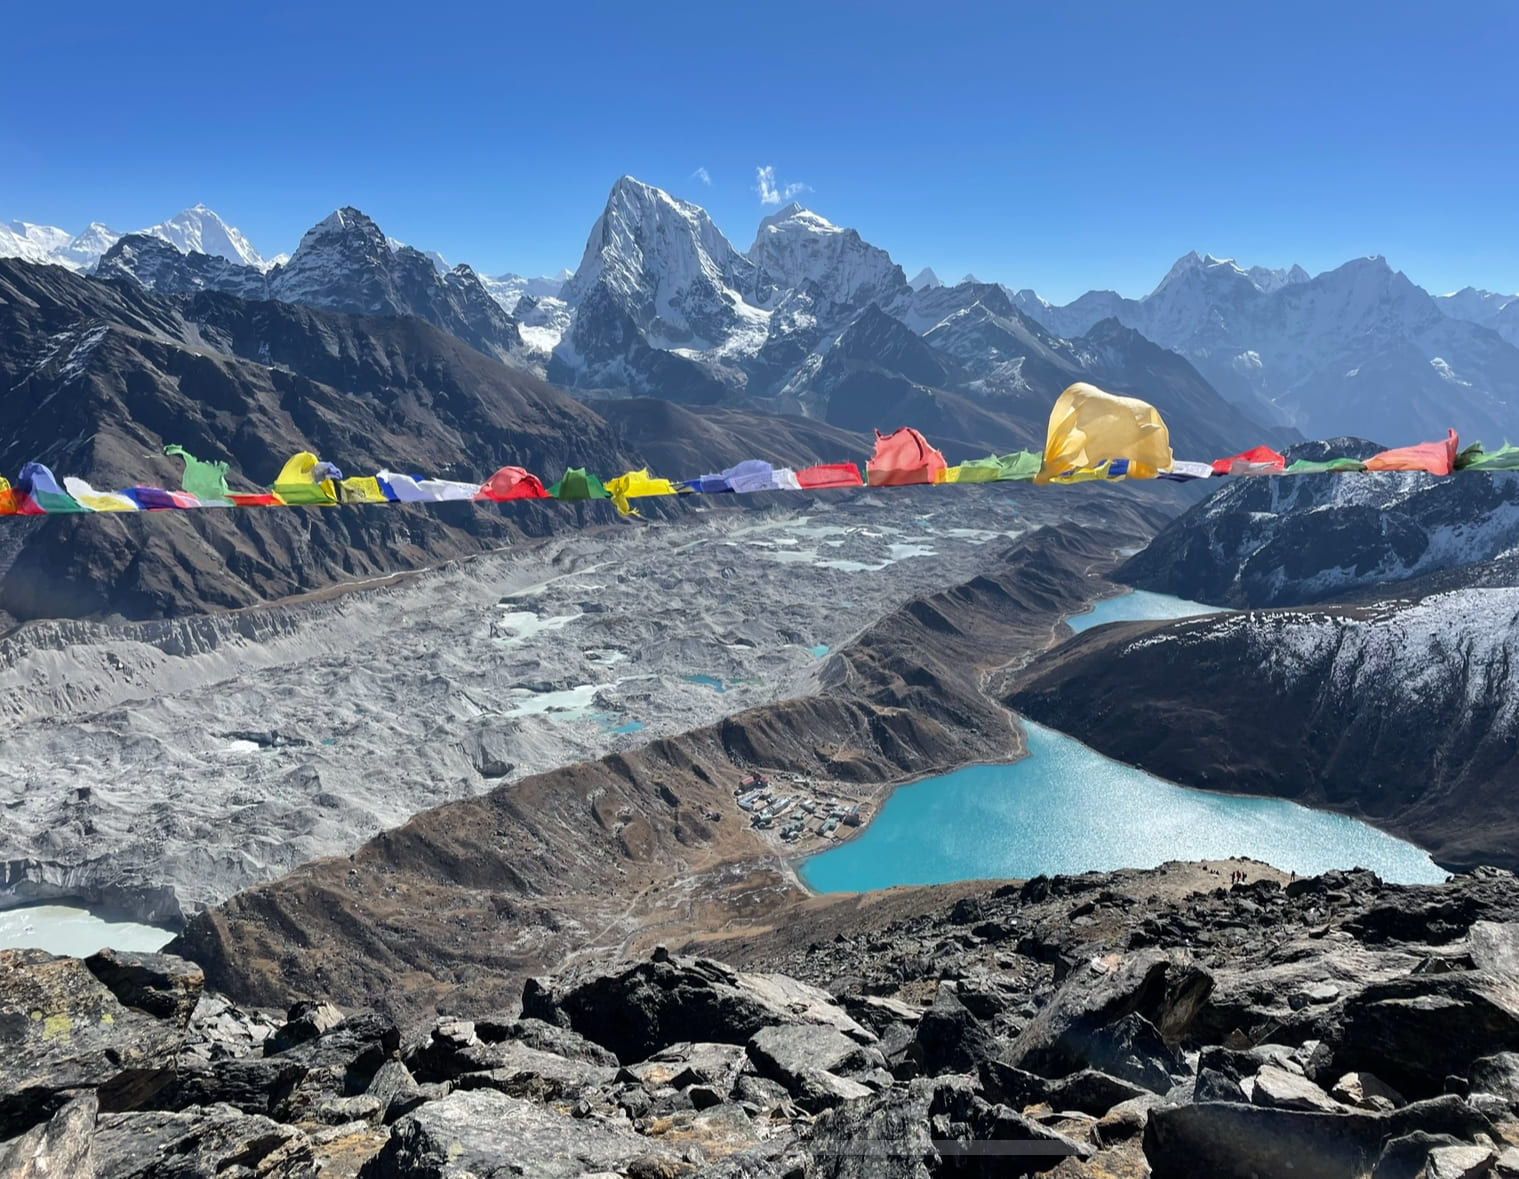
[272,452,339,505]
[1036,383,1173,484]
[604,468,678,516]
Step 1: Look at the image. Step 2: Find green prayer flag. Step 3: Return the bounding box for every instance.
[994,450,1042,481]
[548,468,609,501]
[1456,442,1519,471]
[1285,457,1368,475]
[164,444,232,502]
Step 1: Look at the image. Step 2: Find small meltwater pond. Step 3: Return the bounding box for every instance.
[0,904,177,957]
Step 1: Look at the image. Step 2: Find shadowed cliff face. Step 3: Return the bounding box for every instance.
[1006,588,1519,872]
[167,518,1159,1019]
[0,261,891,626]
[1119,439,1519,608]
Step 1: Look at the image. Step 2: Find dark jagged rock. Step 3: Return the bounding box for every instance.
[926,1075,1093,1174]
[473,1016,619,1067]
[1333,971,1519,1098]
[147,1055,299,1117]
[1002,953,1208,1091]
[1143,1096,1490,1179]
[363,1059,422,1121]
[89,1104,312,1178]
[1470,1052,1519,1110]
[1043,1069,1151,1117]
[358,1087,678,1178]
[1250,1064,1346,1113]
[82,950,203,1026]
[519,950,871,1064]
[451,1040,618,1102]
[266,1000,347,1053]
[0,1091,98,1179]
[908,985,1003,1077]
[746,1026,885,1112]
[0,949,182,1138]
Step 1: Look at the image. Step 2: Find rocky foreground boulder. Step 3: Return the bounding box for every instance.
[9,864,1519,1176]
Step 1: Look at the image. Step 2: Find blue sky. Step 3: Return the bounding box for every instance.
[3,0,1515,303]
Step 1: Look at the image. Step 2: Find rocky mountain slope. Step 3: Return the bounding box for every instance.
[1018,252,1519,444]
[0,257,623,623]
[13,864,1519,1177]
[1119,440,1519,607]
[97,208,528,364]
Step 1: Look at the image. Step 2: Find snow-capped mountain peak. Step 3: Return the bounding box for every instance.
[0,220,121,270]
[747,200,906,311]
[273,206,429,309]
[909,267,943,291]
[1150,251,1310,298]
[558,175,757,347]
[1151,251,1252,295]
[141,204,271,271]
[1248,263,1311,293]
[481,270,571,310]
[1,220,73,263]
[1437,287,1519,347]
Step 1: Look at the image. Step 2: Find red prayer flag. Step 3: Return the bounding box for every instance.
[226,492,286,507]
[795,462,863,489]
[1210,446,1287,477]
[866,428,948,487]
[1364,429,1459,477]
[476,466,551,501]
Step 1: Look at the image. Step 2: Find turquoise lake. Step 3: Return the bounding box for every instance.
[1067,588,1228,633]
[802,589,1446,892]
[801,722,1447,891]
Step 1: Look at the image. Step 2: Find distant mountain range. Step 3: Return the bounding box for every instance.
[1014,252,1519,444]
[6,180,1518,453]
[2,205,280,272]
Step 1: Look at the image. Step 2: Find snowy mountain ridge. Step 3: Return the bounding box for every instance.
[96,205,525,364]
[1,219,121,271]
[0,205,275,273]
[11,177,1519,445]
[1015,252,1519,443]
[1437,287,1519,349]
